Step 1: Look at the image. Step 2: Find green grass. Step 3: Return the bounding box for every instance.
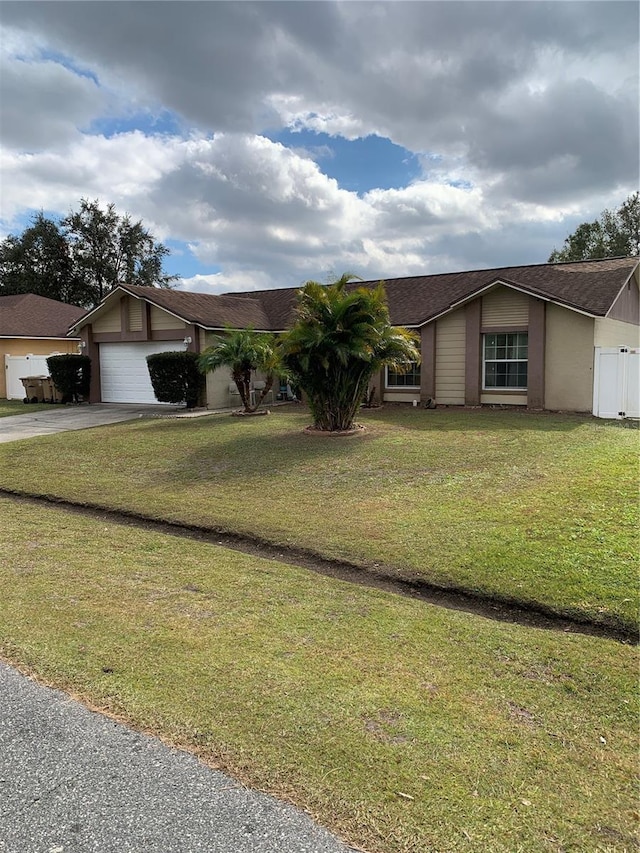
[0,399,63,417]
[0,498,637,853]
[0,407,637,630]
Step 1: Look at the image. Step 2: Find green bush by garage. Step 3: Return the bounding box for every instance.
[47,354,92,403]
[146,350,205,409]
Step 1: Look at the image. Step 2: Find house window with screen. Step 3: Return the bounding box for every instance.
[386,362,421,388]
[483,332,528,389]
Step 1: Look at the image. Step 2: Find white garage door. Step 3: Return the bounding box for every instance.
[100,342,184,403]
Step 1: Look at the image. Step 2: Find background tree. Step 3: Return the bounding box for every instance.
[198,329,280,413]
[280,274,421,432]
[0,199,177,307]
[0,213,88,304]
[548,192,639,262]
[63,198,177,303]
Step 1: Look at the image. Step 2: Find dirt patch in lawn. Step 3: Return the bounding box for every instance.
[2,487,635,644]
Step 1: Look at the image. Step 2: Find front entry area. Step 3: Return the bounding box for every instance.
[99,341,185,403]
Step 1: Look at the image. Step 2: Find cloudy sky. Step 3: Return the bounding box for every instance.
[1,1,638,294]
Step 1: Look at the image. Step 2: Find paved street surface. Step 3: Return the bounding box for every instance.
[0,661,353,853]
[0,404,174,443]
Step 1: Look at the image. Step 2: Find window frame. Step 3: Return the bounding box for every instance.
[385,361,421,390]
[482,331,528,391]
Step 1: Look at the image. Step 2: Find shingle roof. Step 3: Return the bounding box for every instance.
[118,285,272,329]
[224,256,639,328]
[71,257,639,334]
[0,293,85,337]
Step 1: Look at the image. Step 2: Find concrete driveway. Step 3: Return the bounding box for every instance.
[0,404,171,443]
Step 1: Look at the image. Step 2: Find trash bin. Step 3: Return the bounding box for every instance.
[40,376,62,403]
[20,375,47,403]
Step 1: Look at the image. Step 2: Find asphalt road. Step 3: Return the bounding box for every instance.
[0,661,354,853]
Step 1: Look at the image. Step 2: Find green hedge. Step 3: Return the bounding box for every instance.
[146,351,204,408]
[47,354,91,403]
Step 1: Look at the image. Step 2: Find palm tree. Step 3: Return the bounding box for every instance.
[198,329,280,413]
[281,274,421,431]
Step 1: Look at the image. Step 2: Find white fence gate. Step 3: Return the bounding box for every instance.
[4,353,60,400]
[593,347,640,419]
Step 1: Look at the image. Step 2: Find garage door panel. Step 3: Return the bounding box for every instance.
[100,342,183,403]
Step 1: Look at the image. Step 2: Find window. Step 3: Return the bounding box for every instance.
[386,362,421,388]
[483,332,528,390]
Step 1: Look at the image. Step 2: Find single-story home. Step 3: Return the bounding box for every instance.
[68,256,639,414]
[1,293,85,399]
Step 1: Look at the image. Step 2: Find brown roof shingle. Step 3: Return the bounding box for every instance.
[73,257,639,334]
[225,257,639,328]
[118,285,273,330]
[0,293,85,338]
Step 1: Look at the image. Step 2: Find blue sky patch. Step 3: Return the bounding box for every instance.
[38,48,100,86]
[163,241,208,280]
[268,129,420,194]
[89,109,185,139]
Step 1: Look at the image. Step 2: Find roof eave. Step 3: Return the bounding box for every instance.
[199,325,285,334]
[67,284,197,334]
[67,287,124,334]
[116,284,197,326]
[0,334,81,340]
[413,278,602,327]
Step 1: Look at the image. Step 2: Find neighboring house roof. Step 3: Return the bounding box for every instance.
[0,293,85,338]
[69,257,639,335]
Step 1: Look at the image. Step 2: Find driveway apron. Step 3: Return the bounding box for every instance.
[0,405,170,444]
[0,661,353,853]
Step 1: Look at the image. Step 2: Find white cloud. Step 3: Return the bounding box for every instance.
[180,269,276,295]
[0,54,106,151]
[0,132,183,224]
[0,1,637,289]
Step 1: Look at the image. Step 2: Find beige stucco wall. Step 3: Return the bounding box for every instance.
[201,331,278,409]
[205,367,234,409]
[1,338,79,398]
[205,367,279,410]
[545,305,594,412]
[435,310,466,404]
[594,317,640,347]
[202,331,232,409]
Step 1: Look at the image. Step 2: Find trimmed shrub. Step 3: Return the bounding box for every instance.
[47,354,92,403]
[146,351,204,408]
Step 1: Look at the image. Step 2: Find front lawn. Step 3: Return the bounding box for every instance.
[0,498,637,853]
[0,407,637,630]
[0,399,63,417]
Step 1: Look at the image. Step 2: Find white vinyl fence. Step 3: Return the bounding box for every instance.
[592,347,640,419]
[4,353,62,400]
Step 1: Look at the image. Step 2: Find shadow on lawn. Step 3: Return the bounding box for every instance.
[139,403,628,489]
[146,407,371,486]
